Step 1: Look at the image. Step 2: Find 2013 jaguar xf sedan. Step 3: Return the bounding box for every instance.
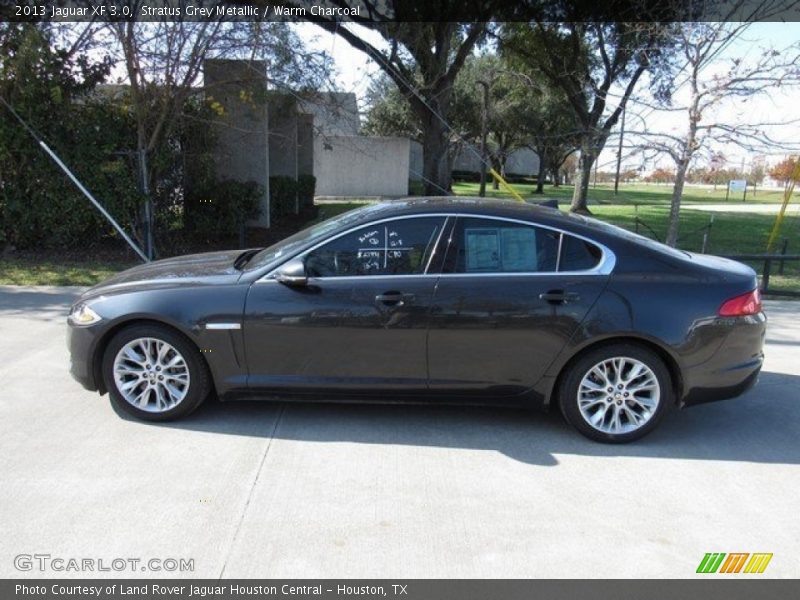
[67,197,766,442]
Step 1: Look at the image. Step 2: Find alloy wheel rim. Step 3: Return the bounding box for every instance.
[577,356,660,435]
[113,337,190,413]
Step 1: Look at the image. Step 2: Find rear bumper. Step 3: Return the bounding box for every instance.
[681,357,762,406]
[680,312,766,407]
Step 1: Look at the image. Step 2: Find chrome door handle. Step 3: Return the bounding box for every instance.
[375,292,413,307]
[539,290,580,304]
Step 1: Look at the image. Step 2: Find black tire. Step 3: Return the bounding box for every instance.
[102,323,211,421]
[558,343,673,443]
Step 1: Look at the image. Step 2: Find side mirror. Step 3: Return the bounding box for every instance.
[275,258,308,286]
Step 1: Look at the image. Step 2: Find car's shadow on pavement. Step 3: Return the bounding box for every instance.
[137,370,800,467]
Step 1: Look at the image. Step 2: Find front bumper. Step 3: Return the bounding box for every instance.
[66,322,101,392]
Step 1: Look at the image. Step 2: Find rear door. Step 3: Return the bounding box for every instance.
[427,216,611,396]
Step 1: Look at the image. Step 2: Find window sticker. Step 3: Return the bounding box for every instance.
[501,227,537,271]
[465,228,501,271]
[464,226,537,272]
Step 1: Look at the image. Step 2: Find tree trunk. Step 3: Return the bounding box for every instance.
[421,113,451,195]
[535,152,547,194]
[666,160,689,247]
[571,146,595,213]
[497,157,508,191]
[490,156,501,190]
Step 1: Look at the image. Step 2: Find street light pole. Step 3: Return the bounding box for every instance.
[477,80,490,197]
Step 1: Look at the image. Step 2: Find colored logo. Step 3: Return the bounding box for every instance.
[696,552,773,574]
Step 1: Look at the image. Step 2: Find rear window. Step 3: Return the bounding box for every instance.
[560,235,602,271]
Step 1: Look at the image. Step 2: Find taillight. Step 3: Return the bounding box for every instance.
[718,289,762,317]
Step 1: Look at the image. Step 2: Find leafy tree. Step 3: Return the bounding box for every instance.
[644,167,675,184]
[362,75,420,139]
[0,23,142,251]
[621,168,639,182]
[314,3,504,194]
[501,68,581,194]
[454,54,528,191]
[769,156,800,187]
[501,20,678,212]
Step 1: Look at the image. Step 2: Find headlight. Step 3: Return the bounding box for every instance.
[69,303,102,326]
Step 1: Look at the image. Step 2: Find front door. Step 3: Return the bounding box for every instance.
[243,216,448,395]
[427,216,610,396]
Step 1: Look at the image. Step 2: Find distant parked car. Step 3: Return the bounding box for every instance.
[67,198,765,442]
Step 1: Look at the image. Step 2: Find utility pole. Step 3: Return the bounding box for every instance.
[614,105,626,195]
[477,80,490,197]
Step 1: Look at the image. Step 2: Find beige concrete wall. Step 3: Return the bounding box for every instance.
[453,144,540,176]
[314,136,411,197]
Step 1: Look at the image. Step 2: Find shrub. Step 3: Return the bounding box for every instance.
[269,176,298,220]
[0,26,140,250]
[189,179,262,243]
[408,179,425,196]
[451,170,481,183]
[297,174,316,211]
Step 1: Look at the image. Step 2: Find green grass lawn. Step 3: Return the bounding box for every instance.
[0,258,135,286]
[452,181,795,206]
[591,205,800,293]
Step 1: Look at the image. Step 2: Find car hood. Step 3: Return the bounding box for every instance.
[80,249,246,300]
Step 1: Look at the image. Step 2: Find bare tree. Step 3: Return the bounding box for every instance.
[106,15,226,257]
[631,20,800,246]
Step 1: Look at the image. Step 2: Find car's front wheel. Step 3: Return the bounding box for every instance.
[102,324,210,421]
[558,343,672,443]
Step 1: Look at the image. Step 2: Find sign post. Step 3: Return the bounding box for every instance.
[729,179,747,201]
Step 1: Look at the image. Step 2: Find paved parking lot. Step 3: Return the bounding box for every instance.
[1,285,799,578]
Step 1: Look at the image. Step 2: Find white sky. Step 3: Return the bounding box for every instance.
[294,21,800,173]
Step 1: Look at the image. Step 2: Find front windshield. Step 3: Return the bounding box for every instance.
[244,203,387,271]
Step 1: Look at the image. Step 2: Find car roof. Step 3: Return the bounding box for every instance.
[348,196,608,237]
[346,197,692,265]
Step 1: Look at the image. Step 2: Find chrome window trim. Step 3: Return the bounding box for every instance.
[257,212,615,282]
[555,230,564,273]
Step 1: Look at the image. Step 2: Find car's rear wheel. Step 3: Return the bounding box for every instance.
[102,324,210,421]
[558,343,672,443]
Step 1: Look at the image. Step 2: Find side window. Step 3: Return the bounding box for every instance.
[304,217,445,277]
[444,217,559,274]
[560,235,602,271]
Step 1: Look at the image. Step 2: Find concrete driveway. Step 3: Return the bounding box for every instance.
[0,285,798,579]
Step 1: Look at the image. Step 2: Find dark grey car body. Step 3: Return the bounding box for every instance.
[67,197,766,411]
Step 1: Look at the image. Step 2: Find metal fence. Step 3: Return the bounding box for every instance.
[723,253,800,297]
